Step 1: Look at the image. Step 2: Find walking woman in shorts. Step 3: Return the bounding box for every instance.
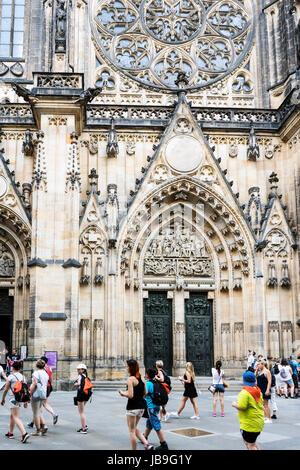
[119,359,153,450]
[30,359,49,436]
[255,360,272,424]
[212,360,225,417]
[1,361,30,443]
[170,362,199,419]
[27,356,58,429]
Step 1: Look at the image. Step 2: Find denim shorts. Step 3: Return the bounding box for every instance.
[213,384,225,393]
[146,407,161,431]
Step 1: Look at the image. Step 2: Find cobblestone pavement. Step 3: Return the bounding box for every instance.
[0,390,299,451]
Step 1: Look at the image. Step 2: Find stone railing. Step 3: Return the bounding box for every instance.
[0,104,34,123]
[33,72,84,90]
[86,101,295,130]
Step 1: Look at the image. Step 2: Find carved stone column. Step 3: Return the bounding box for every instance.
[268,321,280,359]
[79,319,91,361]
[174,322,185,375]
[15,321,22,349]
[23,320,29,348]
[125,321,133,359]
[281,321,293,358]
[93,319,104,361]
[221,323,231,361]
[134,322,141,361]
[234,322,244,362]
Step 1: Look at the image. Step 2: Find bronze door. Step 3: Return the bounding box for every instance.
[185,292,213,376]
[143,291,173,375]
[0,289,13,353]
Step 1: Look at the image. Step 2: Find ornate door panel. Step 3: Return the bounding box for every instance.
[0,289,13,352]
[185,293,213,376]
[143,292,173,374]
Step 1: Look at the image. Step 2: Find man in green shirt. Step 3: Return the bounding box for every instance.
[232,371,264,450]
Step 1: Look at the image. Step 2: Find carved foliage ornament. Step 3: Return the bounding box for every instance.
[92,0,254,90]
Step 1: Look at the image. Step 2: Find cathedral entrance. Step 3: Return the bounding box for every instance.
[185,292,213,376]
[0,289,13,353]
[143,291,173,374]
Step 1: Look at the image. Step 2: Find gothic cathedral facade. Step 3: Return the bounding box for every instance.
[0,0,299,384]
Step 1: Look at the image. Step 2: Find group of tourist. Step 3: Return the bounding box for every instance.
[0,348,299,450]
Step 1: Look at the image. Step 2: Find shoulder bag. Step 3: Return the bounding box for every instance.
[32,371,47,400]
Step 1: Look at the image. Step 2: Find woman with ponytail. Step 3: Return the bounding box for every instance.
[170,362,199,419]
[211,360,226,417]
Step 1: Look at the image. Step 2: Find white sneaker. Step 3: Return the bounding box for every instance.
[264,419,272,424]
[190,415,200,419]
[170,412,180,418]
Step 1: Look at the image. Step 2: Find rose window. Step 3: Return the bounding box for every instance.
[91,0,254,90]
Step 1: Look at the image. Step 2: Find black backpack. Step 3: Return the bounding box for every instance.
[273,363,279,375]
[11,375,30,403]
[162,369,172,391]
[151,379,169,406]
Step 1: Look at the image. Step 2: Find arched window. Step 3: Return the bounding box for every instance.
[0,0,25,58]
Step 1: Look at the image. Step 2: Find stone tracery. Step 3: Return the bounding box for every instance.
[91,0,254,90]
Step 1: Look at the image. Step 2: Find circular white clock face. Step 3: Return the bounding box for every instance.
[165,135,203,173]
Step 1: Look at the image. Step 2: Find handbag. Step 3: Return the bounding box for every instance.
[32,371,47,400]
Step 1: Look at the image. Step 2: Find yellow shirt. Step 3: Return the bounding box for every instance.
[237,389,264,433]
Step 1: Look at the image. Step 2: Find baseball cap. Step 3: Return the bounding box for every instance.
[77,363,87,370]
[243,371,256,387]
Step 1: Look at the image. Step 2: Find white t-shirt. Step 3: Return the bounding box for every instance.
[32,369,49,395]
[247,355,255,368]
[7,372,26,398]
[212,368,224,385]
[279,365,292,382]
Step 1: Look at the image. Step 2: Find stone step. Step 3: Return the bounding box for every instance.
[91,378,243,392]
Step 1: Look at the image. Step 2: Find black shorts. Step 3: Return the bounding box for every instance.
[292,374,299,389]
[241,430,260,444]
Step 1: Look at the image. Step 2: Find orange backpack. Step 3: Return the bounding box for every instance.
[83,377,93,395]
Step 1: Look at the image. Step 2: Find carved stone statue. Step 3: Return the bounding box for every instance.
[106,119,119,158]
[55,0,67,53]
[247,124,260,161]
[107,184,119,247]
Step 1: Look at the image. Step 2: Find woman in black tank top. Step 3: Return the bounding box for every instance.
[119,360,153,450]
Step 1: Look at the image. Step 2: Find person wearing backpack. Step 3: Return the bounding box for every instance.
[170,362,199,419]
[74,363,92,433]
[30,359,49,436]
[143,368,168,451]
[0,361,30,443]
[279,359,294,398]
[155,360,171,422]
